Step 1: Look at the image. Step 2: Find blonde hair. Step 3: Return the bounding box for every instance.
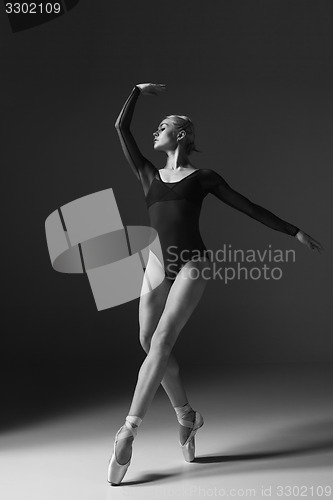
[164,115,200,155]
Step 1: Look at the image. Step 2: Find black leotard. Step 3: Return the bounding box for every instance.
[115,87,299,280]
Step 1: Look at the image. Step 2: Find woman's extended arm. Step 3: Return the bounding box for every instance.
[204,169,323,252]
[115,83,166,188]
[115,86,145,181]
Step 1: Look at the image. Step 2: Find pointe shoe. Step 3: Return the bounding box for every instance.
[178,410,204,462]
[107,416,140,485]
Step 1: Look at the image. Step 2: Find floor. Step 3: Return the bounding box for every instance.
[0,363,332,500]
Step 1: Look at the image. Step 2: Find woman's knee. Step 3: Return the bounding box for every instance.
[139,329,152,353]
[150,329,176,357]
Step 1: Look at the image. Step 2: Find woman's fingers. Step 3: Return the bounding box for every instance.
[308,237,324,253]
[153,83,167,92]
[136,83,167,96]
[299,232,324,253]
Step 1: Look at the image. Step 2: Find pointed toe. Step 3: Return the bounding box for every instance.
[107,452,131,485]
[180,411,204,462]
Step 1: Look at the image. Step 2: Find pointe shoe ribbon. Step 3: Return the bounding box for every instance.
[180,411,204,462]
[108,416,140,485]
[174,403,204,462]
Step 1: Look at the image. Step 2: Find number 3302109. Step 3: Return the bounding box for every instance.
[6,3,61,14]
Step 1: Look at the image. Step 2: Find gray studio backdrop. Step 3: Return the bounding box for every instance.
[2,0,332,370]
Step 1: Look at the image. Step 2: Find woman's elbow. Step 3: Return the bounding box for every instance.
[115,117,129,131]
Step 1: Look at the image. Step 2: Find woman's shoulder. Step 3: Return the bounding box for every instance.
[197,168,220,174]
[197,168,224,180]
[196,169,228,192]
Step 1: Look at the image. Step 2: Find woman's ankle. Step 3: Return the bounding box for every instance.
[126,415,142,427]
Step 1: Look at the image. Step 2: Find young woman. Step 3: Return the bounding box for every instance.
[108,83,323,485]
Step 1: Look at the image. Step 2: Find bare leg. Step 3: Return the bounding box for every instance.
[160,354,188,407]
[115,260,209,464]
[139,277,190,408]
[139,275,197,448]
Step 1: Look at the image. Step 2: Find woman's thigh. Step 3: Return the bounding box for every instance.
[151,257,212,351]
[139,251,173,344]
[139,279,172,338]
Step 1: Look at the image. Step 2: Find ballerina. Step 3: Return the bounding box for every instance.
[108,82,323,485]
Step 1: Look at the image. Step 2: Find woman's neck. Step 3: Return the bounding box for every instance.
[164,148,191,171]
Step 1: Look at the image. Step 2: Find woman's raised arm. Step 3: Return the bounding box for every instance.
[115,83,166,183]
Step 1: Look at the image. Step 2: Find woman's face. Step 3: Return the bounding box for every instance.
[153,119,177,152]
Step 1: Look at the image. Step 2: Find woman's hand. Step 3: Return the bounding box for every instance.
[136,83,166,95]
[296,230,324,253]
